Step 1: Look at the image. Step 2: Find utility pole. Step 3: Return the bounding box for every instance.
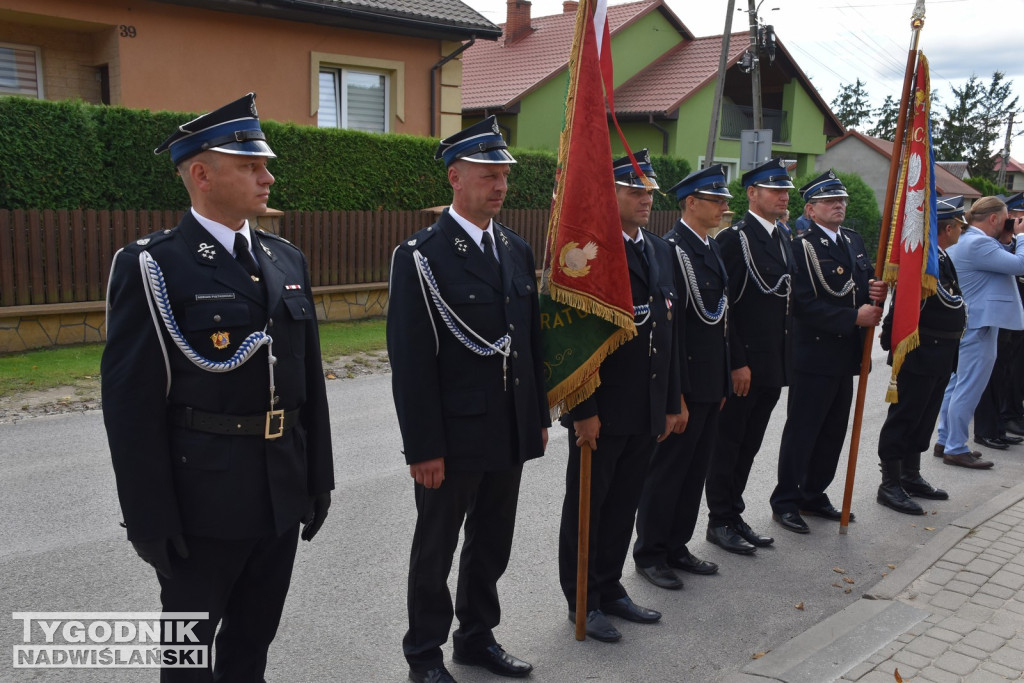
[747,0,762,130]
[704,0,736,169]
[997,111,1015,188]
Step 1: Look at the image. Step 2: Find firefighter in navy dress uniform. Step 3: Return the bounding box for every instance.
[387,117,550,683]
[704,158,796,555]
[101,93,335,681]
[770,170,887,533]
[557,150,683,643]
[876,195,967,514]
[633,164,731,588]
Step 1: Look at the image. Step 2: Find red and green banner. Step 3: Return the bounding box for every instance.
[541,0,636,416]
[882,51,939,403]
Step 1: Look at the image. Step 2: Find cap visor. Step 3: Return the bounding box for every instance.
[458,148,517,164]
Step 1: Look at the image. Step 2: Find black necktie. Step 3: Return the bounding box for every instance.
[481,231,500,272]
[234,232,262,283]
[773,226,788,264]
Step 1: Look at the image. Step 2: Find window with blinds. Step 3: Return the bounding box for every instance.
[0,43,42,98]
[318,68,388,133]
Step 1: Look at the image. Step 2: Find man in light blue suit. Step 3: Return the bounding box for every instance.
[937,196,1024,468]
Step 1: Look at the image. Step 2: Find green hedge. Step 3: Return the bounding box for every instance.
[0,97,690,211]
[725,171,882,259]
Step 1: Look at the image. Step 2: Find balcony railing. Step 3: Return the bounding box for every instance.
[720,103,790,143]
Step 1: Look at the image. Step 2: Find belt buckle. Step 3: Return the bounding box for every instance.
[265,409,285,440]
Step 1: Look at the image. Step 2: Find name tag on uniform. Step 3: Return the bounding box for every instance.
[195,293,236,301]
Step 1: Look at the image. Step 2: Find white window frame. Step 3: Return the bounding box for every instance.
[0,41,44,98]
[310,52,404,131]
[319,67,390,133]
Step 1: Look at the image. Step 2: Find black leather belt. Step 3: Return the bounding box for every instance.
[169,406,300,440]
[919,326,964,341]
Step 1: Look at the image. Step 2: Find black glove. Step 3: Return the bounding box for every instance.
[131,534,189,579]
[301,492,331,542]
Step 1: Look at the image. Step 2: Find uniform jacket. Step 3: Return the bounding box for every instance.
[101,213,335,543]
[667,220,730,403]
[790,223,874,376]
[881,248,966,373]
[567,228,681,435]
[947,228,1024,331]
[387,209,550,470]
[717,212,796,389]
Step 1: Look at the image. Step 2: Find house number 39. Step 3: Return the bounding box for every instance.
[119,25,137,38]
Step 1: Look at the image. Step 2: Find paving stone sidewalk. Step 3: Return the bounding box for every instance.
[733,483,1024,683]
[841,497,1024,683]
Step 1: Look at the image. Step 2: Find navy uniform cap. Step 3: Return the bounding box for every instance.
[436,115,516,166]
[154,93,275,165]
[668,164,733,201]
[612,148,659,189]
[800,169,848,202]
[742,157,794,189]
[936,195,967,224]
[1004,192,1024,212]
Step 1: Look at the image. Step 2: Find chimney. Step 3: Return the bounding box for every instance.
[563,1,579,12]
[505,0,533,44]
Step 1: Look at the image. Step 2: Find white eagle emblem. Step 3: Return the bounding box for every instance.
[901,152,925,252]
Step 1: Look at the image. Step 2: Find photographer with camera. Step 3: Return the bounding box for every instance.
[936,196,1024,468]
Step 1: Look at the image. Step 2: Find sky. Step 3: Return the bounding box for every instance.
[462,0,1024,163]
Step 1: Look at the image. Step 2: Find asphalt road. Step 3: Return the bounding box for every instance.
[2,341,1023,682]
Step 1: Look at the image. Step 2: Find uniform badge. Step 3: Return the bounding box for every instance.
[285,284,301,290]
[498,231,510,249]
[837,266,845,275]
[820,238,830,247]
[210,331,230,349]
[407,238,417,246]
[454,237,468,254]
[197,242,217,260]
[845,235,852,244]
[261,243,273,258]
[136,238,151,246]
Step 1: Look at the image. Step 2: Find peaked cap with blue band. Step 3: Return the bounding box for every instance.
[1001,192,1024,212]
[668,164,733,201]
[742,157,794,189]
[435,115,516,166]
[800,169,848,202]
[154,93,275,165]
[612,148,659,189]
[936,195,967,224]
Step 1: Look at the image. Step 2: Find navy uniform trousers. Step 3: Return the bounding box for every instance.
[558,230,680,612]
[634,222,729,567]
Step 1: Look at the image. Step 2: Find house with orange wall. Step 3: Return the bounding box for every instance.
[0,0,499,138]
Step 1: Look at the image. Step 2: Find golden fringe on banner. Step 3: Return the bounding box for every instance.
[886,329,920,403]
[547,325,634,417]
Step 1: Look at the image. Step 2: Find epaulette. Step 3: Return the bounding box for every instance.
[401,224,439,249]
[127,228,176,251]
[256,229,295,247]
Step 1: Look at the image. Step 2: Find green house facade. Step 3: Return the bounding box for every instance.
[462,0,842,183]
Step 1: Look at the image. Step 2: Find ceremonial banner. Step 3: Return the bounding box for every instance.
[541,0,637,416]
[882,51,940,403]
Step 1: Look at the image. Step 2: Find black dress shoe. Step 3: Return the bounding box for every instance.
[772,511,809,533]
[668,548,719,574]
[734,519,774,547]
[635,562,683,589]
[409,666,457,683]
[706,525,756,554]
[602,596,661,623]
[1005,418,1024,436]
[567,609,621,642]
[996,434,1023,445]
[933,442,945,458]
[453,644,532,678]
[974,436,1009,450]
[799,504,854,522]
